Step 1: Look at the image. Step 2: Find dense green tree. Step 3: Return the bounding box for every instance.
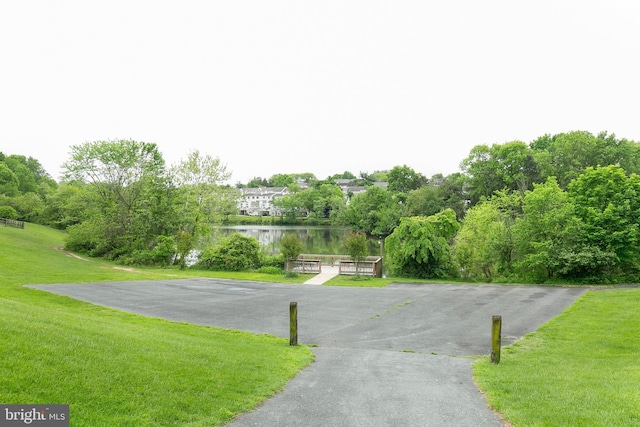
[531,131,599,188]
[329,171,357,180]
[387,165,428,194]
[512,177,583,281]
[453,192,520,281]
[62,139,175,259]
[531,131,640,189]
[454,201,504,281]
[338,186,402,237]
[268,174,295,187]
[461,141,538,204]
[11,192,45,222]
[567,165,640,279]
[435,172,469,219]
[38,181,94,229]
[3,157,37,194]
[405,185,444,217]
[274,182,345,220]
[601,132,640,175]
[0,205,18,219]
[311,183,345,219]
[273,192,304,221]
[0,163,19,197]
[385,209,459,279]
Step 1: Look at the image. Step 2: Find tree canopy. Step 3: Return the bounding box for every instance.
[5,129,640,283]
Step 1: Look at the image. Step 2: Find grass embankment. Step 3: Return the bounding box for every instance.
[474,289,640,426]
[0,224,314,426]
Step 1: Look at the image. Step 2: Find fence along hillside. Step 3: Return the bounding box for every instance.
[1,218,25,229]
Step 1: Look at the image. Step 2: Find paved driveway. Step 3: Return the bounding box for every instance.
[29,279,586,426]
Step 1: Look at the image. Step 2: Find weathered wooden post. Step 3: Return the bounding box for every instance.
[491,315,502,364]
[290,302,298,346]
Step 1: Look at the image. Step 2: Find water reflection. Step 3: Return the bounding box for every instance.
[208,225,382,256]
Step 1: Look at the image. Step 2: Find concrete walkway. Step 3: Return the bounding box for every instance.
[303,265,340,285]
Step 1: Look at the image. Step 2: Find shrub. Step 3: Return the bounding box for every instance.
[260,253,285,268]
[257,266,284,275]
[280,233,303,261]
[0,205,18,219]
[65,220,101,254]
[197,233,261,271]
[123,236,176,266]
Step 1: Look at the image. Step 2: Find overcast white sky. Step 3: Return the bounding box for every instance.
[1,1,639,184]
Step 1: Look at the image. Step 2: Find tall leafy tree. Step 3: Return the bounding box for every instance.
[453,192,521,281]
[62,139,174,259]
[338,186,402,237]
[530,130,640,189]
[461,141,538,204]
[268,173,295,187]
[274,183,345,220]
[171,150,233,268]
[435,172,469,220]
[3,156,38,194]
[512,177,582,281]
[0,163,19,197]
[39,181,94,229]
[454,201,505,281]
[567,165,640,279]
[385,209,459,279]
[387,165,428,194]
[405,185,445,217]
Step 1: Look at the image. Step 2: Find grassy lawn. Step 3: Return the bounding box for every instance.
[473,289,640,426]
[5,223,639,426]
[0,224,314,426]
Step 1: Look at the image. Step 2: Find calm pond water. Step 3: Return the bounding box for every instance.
[209,225,384,256]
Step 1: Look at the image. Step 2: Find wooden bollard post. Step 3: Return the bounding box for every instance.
[491,315,502,364]
[290,302,298,346]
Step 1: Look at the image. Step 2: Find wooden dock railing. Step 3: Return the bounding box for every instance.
[286,259,322,274]
[339,257,383,277]
[294,254,383,277]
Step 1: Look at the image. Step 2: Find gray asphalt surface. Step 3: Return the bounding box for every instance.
[29,279,586,426]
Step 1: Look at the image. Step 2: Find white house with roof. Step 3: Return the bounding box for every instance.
[238,187,289,216]
[236,181,389,216]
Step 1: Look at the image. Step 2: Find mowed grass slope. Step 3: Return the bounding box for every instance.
[474,289,640,426]
[0,224,314,426]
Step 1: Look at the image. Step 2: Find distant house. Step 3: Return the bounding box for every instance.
[238,187,288,216]
[236,181,390,215]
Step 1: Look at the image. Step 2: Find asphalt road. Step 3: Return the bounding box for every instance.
[29,279,586,426]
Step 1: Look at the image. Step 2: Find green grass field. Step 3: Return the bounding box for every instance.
[0,224,314,426]
[474,289,640,426]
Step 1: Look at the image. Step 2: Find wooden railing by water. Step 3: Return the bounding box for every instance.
[1,218,24,229]
[339,258,383,278]
[296,254,383,277]
[286,259,322,274]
